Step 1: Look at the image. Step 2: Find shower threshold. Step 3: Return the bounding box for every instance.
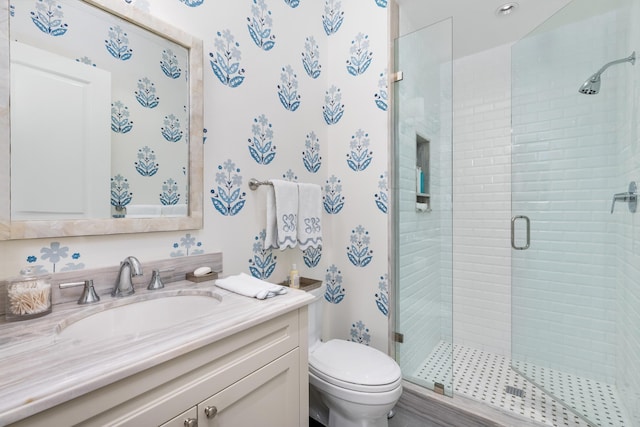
[409,341,628,427]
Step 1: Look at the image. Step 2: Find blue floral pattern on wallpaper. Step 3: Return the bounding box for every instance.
[284,0,299,8]
[161,114,183,142]
[302,131,321,173]
[282,169,298,181]
[27,242,84,273]
[170,233,204,257]
[323,85,344,125]
[302,36,321,79]
[210,159,246,216]
[347,129,373,172]
[303,246,321,268]
[105,25,133,60]
[347,225,373,267]
[247,0,275,51]
[249,230,277,279]
[76,56,96,66]
[135,78,160,108]
[346,33,373,76]
[179,0,204,7]
[111,174,133,210]
[374,69,388,111]
[350,321,371,345]
[375,171,388,213]
[324,264,345,304]
[160,178,180,205]
[31,0,67,36]
[323,175,344,214]
[322,0,343,36]
[248,114,276,165]
[210,30,245,88]
[277,65,301,111]
[111,101,133,134]
[135,146,159,177]
[375,274,389,316]
[160,49,182,79]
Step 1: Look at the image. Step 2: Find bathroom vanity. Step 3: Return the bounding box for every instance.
[0,280,313,426]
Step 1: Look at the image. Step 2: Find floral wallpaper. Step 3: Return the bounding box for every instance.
[1,0,390,351]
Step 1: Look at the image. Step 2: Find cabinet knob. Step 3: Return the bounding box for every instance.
[204,406,218,419]
[183,418,197,427]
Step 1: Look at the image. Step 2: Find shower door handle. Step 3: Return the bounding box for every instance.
[511,215,530,250]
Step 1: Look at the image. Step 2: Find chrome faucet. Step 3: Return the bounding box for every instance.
[112,256,143,297]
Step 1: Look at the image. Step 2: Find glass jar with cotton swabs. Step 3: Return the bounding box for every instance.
[5,268,52,321]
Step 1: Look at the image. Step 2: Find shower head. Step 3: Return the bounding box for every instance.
[578,51,636,95]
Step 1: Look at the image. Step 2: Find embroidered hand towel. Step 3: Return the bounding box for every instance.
[297,183,323,250]
[215,273,287,299]
[272,179,298,250]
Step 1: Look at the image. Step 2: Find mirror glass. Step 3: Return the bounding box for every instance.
[0,0,203,240]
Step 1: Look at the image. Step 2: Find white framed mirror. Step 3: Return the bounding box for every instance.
[0,0,203,240]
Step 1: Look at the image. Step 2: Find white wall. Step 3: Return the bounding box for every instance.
[452,44,512,356]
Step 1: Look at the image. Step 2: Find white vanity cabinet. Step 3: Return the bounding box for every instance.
[10,308,309,427]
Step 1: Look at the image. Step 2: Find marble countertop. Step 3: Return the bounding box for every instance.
[0,281,314,425]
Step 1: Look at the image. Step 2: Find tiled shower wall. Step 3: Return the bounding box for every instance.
[452,44,512,357]
[510,8,625,383]
[396,18,452,376]
[618,1,640,422]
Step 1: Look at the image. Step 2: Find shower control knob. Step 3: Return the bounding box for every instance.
[204,406,218,419]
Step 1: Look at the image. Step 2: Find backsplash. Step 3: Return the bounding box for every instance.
[1,0,390,351]
[0,252,222,316]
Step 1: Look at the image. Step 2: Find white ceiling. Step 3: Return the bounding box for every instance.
[395,0,573,58]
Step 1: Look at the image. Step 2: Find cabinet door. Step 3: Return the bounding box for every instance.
[159,406,198,427]
[197,349,300,427]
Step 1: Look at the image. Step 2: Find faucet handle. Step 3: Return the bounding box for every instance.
[147,268,175,290]
[59,280,100,304]
[147,270,164,290]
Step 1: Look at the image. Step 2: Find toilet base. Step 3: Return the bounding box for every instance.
[309,380,400,427]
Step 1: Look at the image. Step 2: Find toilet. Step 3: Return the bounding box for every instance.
[307,284,402,427]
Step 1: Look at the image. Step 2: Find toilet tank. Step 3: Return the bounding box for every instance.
[308,283,326,353]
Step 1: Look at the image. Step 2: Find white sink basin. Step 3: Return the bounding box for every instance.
[56,292,222,343]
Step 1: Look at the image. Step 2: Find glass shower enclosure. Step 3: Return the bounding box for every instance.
[511,0,640,425]
[393,18,453,396]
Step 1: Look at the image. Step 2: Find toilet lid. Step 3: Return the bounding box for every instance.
[309,339,401,390]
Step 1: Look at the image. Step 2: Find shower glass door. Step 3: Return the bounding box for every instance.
[511,0,639,425]
[393,18,453,396]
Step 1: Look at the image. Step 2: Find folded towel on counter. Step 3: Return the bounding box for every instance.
[297,183,323,250]
[215,273,288,300]
[264,179,298,250]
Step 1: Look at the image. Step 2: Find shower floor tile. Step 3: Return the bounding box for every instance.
[412,342,627,427]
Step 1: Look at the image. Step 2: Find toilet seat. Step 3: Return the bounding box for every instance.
[309,339,402,393]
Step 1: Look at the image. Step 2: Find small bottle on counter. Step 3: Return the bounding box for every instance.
[289,264,300,289]
[5,268,52,321]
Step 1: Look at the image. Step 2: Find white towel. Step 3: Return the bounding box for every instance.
[264,179,298,250]
[297,183,322,250]
[264,186,278,249]
[161,204,187,217]
[215,273,288,299]
[125,204,162,218]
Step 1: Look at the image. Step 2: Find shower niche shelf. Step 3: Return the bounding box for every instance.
[416,134,431,212]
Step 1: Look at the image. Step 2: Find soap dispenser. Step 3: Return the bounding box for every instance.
[289,264,300,289]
